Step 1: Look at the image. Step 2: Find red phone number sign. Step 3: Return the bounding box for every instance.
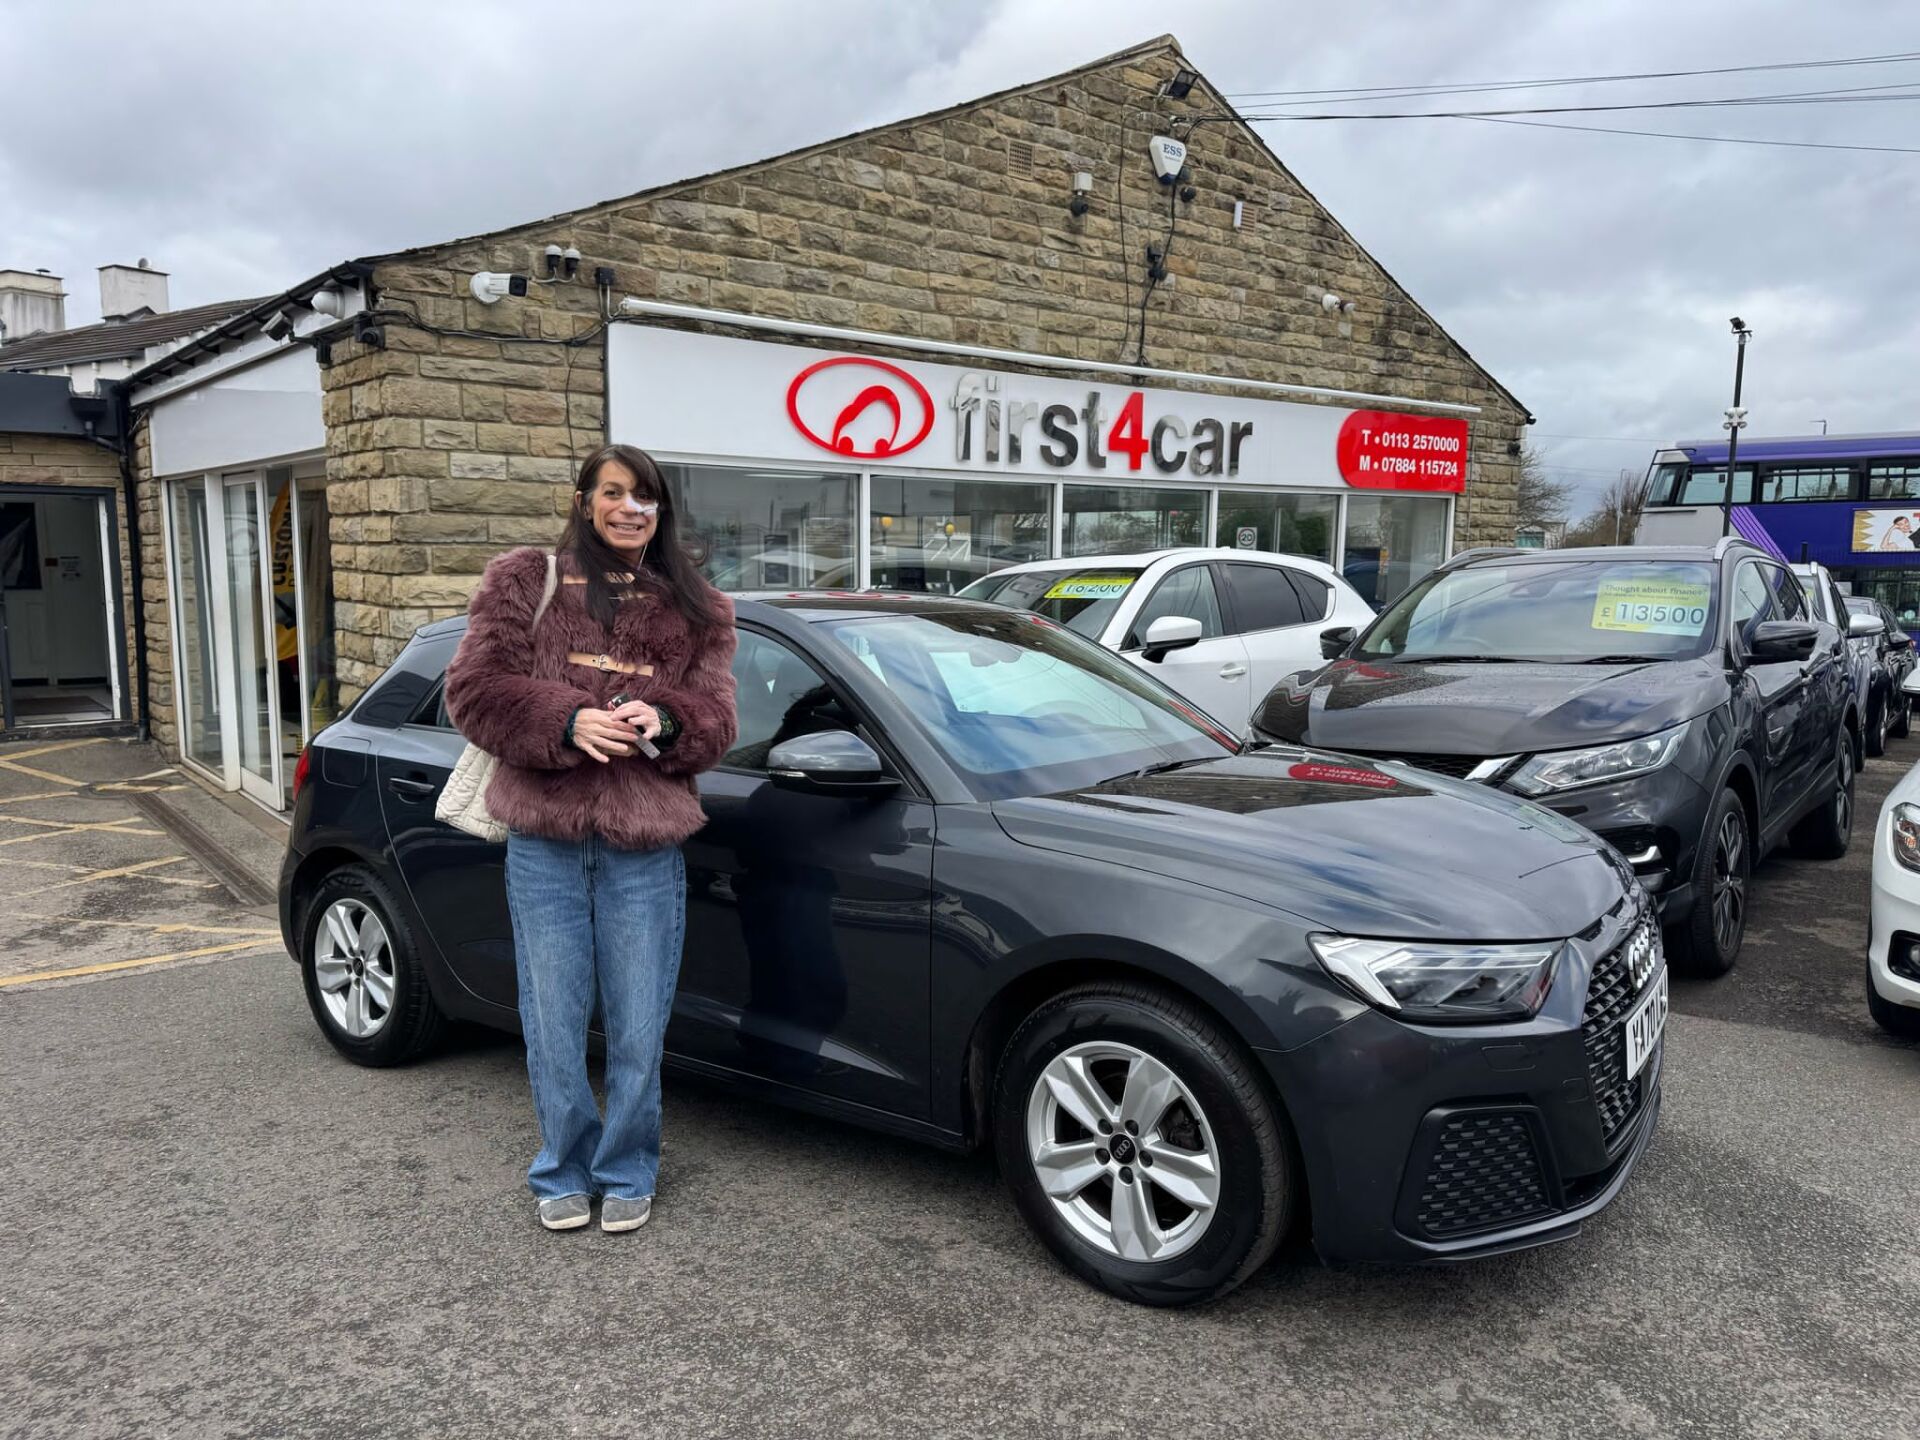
[1337,411,1470,493]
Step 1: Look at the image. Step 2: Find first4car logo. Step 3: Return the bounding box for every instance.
[786,357,935,459]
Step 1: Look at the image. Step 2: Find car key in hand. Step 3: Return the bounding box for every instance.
[608,692,661,759]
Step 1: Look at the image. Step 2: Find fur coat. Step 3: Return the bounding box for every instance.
[443,546,738,850]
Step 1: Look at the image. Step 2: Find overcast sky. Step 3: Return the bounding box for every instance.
[3,0,1915,512]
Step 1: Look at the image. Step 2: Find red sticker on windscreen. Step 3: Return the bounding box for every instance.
[1287,762,1399,789]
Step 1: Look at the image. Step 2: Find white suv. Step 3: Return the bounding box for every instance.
[959,548,1377,731]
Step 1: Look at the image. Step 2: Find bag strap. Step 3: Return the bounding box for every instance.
[531,553,558,629]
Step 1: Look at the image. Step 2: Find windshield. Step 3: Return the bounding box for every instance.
[821,609,1235,800]
[1355,559,1721,663]
[957,567,1142,639]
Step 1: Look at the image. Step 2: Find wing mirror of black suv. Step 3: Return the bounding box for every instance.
[1891,630,1914,652]
[767,731,899,797]
[1320,625,1358,660]
[1748,620,1818,663]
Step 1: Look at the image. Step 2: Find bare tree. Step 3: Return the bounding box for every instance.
[1564,470,1647,548]
[1514,443,1575,532]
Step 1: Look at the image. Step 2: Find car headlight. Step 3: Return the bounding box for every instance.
[1506,722,1688,796]
[1891,803,1920,873]
[1308,934,1563,1022]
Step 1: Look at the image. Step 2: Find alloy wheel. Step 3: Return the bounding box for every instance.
[1025,1041,1222,1263]
[1835,738,1854,836]
[313,899,396,1039]
[1711,810,1747,959]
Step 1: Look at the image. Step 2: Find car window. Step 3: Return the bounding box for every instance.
[1220,562,1307,633]
[725,629,855,772]
[1827,581,1848,628]
[1124,565,1223,648]
[959,567,1143,640]
[414,684,453,729]
[1765,565,1809,622]
[1285,570,1332,621]
[1732,564,1775,646]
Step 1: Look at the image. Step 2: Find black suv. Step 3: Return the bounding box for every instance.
[1253,540,1857,976]
[1841,594,1915,757]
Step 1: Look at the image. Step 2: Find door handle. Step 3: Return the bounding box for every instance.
[1219,664,1249,679]
[388,776,437,800]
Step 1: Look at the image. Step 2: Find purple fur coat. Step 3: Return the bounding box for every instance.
[443,546,738,850]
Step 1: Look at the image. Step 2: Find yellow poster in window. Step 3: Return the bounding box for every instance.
[1044,574,1135,600]
[1592,577,1713,636]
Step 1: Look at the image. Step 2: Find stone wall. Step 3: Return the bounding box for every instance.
[0,429,142,725]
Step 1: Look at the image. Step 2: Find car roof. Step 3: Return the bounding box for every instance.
[1451,542,1755,568]
[732,591,1014,623]
[981,547,1341,577]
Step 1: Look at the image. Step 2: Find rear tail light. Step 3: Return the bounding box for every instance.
[292,745,312,800]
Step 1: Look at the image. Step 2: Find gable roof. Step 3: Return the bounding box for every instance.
[1,296,264,371]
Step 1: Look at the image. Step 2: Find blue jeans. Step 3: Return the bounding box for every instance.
[504,831,686,1201]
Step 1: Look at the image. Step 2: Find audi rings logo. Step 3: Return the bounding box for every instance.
[785,356,935,459]
[1626,923,1659,990]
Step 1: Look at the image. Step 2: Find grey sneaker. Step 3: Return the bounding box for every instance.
[537,1194,592,1231]
[600,1195,652,1233]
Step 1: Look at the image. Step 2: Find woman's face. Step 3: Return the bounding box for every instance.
[581,459,659,561]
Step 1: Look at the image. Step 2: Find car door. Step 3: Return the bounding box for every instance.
[677,625,936,1120]
[1731,561,1811,831]
[1768,565,1839,790]
[1115,562,1251,729]
[375,657,520,1009]
[1219,560,1327,703]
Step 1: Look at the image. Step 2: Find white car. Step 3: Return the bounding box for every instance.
[1867,668,1920,1037]
[958,548,1377,731]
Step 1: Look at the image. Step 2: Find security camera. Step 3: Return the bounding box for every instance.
[471,272,529,304]
[262,308,296,341]
[1148,135,1190,185]
[1729,316,1746,333]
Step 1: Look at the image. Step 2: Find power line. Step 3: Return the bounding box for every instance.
[1463,114,1920,155]
[1221,51,1920,103]
[1235,81,1920,122]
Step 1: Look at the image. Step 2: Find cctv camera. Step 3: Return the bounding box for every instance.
[471,272,529,304]
[262,309,295,341]
[1729,316,1745,332]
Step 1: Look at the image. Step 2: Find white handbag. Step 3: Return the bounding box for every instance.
[434,555,559,843]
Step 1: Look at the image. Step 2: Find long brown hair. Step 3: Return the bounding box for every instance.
[556,444,722,631]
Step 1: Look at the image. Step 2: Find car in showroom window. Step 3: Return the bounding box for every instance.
[1255,542,1858,978]
[284,592,1664,1307]
[959,548,1375,734]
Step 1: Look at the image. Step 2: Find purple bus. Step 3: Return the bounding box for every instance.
[1639,430,1920,627]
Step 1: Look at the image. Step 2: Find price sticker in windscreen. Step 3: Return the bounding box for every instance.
[1043,574,1136,601]
[1592,577,1713,636]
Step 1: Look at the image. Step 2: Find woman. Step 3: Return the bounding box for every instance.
[445,444,736,1233]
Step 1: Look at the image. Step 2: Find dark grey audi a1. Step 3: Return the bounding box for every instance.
[281,593,1665,1306]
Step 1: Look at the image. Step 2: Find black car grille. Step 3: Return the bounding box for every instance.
[1583,920,1656,1146]
[1414,1112,1555,1236]
[1344,751,1488,780]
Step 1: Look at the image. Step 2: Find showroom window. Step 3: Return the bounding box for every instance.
[1342,494,1452,608]
[661,463,856,590]
[869,475,1050,594]
[1063,484,1205,557]
[1214,491,1336,562]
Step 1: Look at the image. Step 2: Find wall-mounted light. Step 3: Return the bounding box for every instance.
[1069,170,1093,218]
[1321,292,1342,313]
[1165,67,1199,100]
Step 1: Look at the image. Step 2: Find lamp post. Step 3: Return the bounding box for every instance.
[1721,317,1752,538]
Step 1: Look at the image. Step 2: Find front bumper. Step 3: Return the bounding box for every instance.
[1869,810,1920,1013]
[1264,906,1666,1266]
[1522,768,1711,926]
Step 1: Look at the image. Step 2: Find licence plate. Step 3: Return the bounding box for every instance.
[1623,967,1669,1080]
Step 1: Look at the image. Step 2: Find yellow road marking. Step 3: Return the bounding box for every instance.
[0,854,90,874]
[21,855,195,895]
[0,738,107,763]
[0,737,107,788]
[0,938,284,988]
[7,911,279,938]
[0,758,91,786]
[0,821,163,851]
[0,790,79,807]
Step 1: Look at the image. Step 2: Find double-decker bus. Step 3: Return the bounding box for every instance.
[1639,430,1920,627]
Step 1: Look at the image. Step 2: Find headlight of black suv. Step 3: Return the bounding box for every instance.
[1505,721,1688,796]
[1308,935,1564,1022]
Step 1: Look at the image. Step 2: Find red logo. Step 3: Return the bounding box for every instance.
[1337,411,1470,493]
[1287,762,1399,790]
[785,357,934,459]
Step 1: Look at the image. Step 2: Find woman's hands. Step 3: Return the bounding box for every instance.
[569,700,662,762]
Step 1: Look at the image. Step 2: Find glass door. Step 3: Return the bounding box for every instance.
[222,472,281,806]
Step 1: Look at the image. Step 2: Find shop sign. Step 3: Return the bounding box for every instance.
[608,326,1472,493]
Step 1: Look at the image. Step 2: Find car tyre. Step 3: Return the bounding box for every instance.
[1866,694,1890,758]
[1670,788,1751,978]
[992,981,1295,1307]
[1891,692,1912,741]
[1867,959,1920,1039]
[1791,727,1855,861]
[300,864,445,1067]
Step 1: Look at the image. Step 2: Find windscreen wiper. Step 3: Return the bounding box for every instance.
[1391,654,1521,663]
[1574,654,1655,665]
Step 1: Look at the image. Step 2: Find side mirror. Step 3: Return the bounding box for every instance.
[1748,620,1818,663]
[1141,614,1203,662]
[1903,668,1920,697]
[767,731,898,797]
[1848,612,1885,639]
[1892,630,1914,652]
[1320,625,1358,660]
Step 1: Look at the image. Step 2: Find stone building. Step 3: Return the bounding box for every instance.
[122,34,1530,811]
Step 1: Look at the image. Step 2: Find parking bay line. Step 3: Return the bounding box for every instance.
[0,938,286,988]
[7,911,280,939]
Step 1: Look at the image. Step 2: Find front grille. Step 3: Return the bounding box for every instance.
[1582,921,1655,1145]
[1346,751,1488,780]
[1414,1112,1555,1236]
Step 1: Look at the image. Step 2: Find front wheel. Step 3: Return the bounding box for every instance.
[1867,695,1890,758]
[992,982,1296,1307]
[300,864,445,1067]
[1791,727,1855,861]
[1670,788,1750,978]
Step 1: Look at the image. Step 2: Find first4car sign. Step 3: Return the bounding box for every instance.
[608,326,1471,493]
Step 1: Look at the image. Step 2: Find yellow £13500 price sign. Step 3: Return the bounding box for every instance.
[1591,577,1713,637]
